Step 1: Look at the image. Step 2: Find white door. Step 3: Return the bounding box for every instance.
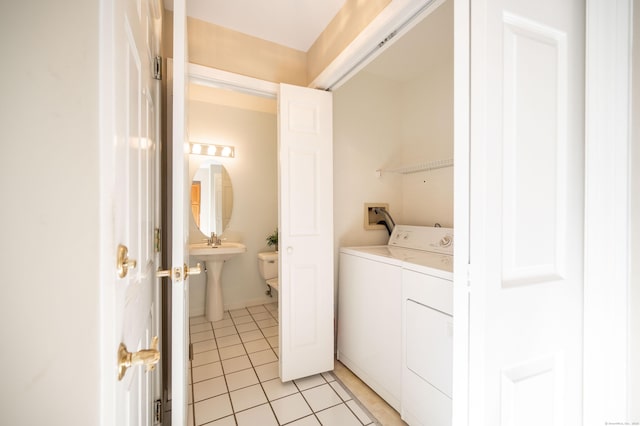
[170,0,191,423]
[278,83,335,381]
[104,0,162,423]
[466,0,585,424]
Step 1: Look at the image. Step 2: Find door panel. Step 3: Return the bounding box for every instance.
[501,14,568,287]
[108,0,161,423]
[468,0,584,424]
[278,83,334,381]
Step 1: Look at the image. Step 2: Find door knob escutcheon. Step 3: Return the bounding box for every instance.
[117,336,160,381]
[117,244,137,278]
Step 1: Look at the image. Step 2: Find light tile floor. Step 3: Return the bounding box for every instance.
[188,303,379,426]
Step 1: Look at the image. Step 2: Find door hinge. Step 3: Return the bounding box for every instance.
[153,56,162,80]
[189,343,194,361]
[154,399,162,424]
[154,228,161,253]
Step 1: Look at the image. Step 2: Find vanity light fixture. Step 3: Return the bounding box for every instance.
[189,142,235,158]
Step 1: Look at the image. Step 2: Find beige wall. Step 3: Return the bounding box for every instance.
[165,0,390,86]
[187,96,278,313]
[0,0,101,424]
[188,15,308,86]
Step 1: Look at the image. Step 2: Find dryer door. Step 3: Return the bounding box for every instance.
[405,299,453,398]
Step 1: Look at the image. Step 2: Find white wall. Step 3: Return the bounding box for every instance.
[0,0,101,423]
[400,58,454,227]
[188,100,278,314]
[333,40,454,251]
[333,71,404,250]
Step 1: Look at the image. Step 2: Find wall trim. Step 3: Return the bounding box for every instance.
[309,0,447,91]
[189,63,278,98]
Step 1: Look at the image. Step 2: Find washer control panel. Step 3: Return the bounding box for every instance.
[388,225,454,255]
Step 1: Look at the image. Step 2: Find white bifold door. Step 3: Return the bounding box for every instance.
[278,83,335,382]
[466,0,585,424]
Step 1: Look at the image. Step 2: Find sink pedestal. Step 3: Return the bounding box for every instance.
[205,261,225,322]
[189,242,247,323]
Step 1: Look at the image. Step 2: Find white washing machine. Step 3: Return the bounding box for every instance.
[337,225,453,423]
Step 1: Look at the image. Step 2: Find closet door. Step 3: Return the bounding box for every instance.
[466,0,585,424]
[278,83,334,381]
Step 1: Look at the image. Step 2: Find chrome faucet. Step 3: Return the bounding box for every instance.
[208,232,222,247]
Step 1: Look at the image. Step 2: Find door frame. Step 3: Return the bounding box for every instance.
[583,0,634,421]
[189,64,279,98]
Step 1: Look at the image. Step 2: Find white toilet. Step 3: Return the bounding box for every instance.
[257,251,279,296]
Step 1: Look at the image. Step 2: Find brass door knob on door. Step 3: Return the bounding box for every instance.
[156,263,202,280]
[116,244,137,278]
[185,262,202,277]
[117,336,160,381]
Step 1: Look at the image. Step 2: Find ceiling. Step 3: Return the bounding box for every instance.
[164,0,347,51]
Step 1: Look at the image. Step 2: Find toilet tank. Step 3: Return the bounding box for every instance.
[257,252,278,280]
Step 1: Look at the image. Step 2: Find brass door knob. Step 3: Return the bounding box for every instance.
[118,336,160,381]
[156,263,201,280]
[117,244,137,278]
[185,262,202,277]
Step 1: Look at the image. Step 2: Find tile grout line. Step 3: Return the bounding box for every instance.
[210,305,276,424]
[291,379,322,426]
[192,303,378,426]
[188,323,197,426]
[241,306,280,425]
[328,371,378,425]
[214,316,238,426]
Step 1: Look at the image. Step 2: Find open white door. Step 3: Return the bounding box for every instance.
[170,0,190,423]
[278,83,334,381]
[101,0,162,423]
[466,0,585,424]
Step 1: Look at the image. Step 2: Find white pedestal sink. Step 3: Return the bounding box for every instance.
[189,242,247,322]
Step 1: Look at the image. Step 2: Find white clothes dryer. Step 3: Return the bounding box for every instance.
[337,225,453,423]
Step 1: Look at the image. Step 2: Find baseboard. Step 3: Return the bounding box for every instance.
[224,295,277,312]
[189,295,278,318]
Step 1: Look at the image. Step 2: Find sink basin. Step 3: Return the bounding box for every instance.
[189,242,247,321]
[189,241,247,261]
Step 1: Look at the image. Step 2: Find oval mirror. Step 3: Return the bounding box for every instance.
[191,159,233,236]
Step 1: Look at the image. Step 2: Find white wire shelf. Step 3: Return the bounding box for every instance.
[376,158,454,176]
